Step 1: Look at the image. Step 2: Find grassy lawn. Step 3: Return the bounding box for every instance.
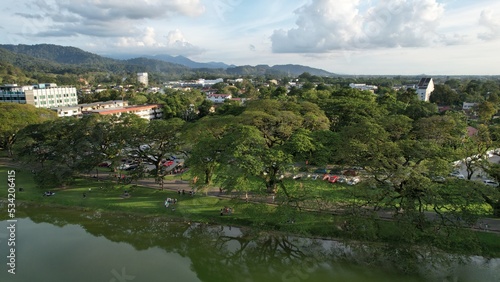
[1,165,499,258]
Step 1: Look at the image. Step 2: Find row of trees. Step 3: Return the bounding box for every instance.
[9,89,500,215]
[3,82,500,252]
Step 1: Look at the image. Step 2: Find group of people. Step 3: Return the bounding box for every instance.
[164,197,178,211]
[43,191,55,197]
[220,207,233,216]
[177,189,195,196]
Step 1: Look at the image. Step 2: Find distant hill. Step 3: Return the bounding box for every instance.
[226,64,335,77]
[0,44,336,79]
[0,44,117,66]
[124,57,192,74]
[271,64,334,77]
[141,54,233,69]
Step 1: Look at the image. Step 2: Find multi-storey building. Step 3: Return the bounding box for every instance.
[416,78,434,102]
[0,83,78,108]
[137,72,148,87]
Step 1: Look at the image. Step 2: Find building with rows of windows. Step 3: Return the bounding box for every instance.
[0,83,78,108]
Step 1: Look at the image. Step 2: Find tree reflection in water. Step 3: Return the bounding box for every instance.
[17,205,499,282]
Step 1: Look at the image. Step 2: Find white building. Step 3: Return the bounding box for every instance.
[53,106,82,117]
[196,78,223,86]
[416,78,434,102]
[0,83,77,108]
[349,83,378,92]
[207,93,232,103]
[463,102,478,111]
[137,72,148,87]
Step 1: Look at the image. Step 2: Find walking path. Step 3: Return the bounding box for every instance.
[94,171,500,233]
[2,157,499,233]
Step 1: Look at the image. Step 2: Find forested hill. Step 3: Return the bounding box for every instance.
[0,44,336,78]
[0,44,116,65]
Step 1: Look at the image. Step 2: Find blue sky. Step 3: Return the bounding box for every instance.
[1,0,499,75]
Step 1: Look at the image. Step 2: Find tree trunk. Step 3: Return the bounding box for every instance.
[266,181,277,194]
[204,168,213,185]
[492,201,500,218]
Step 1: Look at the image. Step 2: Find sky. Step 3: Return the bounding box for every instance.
[1,0,500,75]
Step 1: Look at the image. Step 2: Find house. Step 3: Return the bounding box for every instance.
[416,78,434,102]
[53,106,82,117]
[463,102,478,111]
[207,93,232,103]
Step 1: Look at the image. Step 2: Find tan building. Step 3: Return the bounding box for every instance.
[52,100,128,117]
[83,104,163,120]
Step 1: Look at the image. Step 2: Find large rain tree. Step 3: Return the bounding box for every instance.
[15,118,85,188]
[184,115,235,189]
[335,111,487,243]
[125,117,186,189]
[0,103,57,156]
[215,99,328,198]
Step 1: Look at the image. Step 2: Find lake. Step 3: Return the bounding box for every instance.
[0,206,498,282]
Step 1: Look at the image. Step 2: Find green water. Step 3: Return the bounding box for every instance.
[0,206,498,282]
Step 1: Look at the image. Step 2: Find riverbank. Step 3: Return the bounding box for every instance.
[1,161,500,258]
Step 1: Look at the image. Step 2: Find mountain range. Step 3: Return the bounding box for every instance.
[0,44,336,78]
[108,53,234,69]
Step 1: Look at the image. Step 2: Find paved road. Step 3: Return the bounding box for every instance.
[2,157,499,233]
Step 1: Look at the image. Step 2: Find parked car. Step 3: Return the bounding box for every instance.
[118,163,131,170]
[314,168,328,174]
[124,164,139,171]
[483,180,499,187]
[98,161,111,167]
[343,169,358,176]
[431,176,446,183]
[347,177,360,185]
[337,177,347,183]
[449,171,465,179]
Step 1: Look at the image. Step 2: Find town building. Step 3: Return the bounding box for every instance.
[349,83,378,93]
[51,100,128,117]
[83,104,163,120]
[53,106,82,117]
[463,102,478,111]
[207,93,232,103]
[416,78,434,102]
[137,72,148,87]
[0,83,78,108]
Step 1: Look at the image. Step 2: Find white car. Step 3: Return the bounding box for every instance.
[118,163,130,170]
[449,171,465,179]
[347,177,360,185]
[483,180,499,187]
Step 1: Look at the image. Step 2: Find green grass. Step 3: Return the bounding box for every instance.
[1,165,499,258]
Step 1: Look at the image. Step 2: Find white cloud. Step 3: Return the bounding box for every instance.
[115,28,204,56]
[271,0,449,53]
[478,9,500,40]
[23,0,205,38]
